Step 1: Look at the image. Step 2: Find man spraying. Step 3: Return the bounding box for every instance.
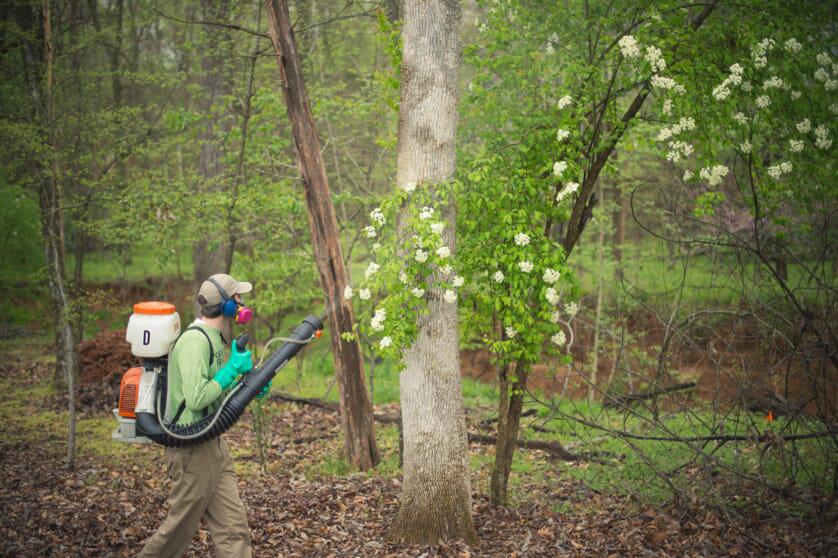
[139,273,258,558]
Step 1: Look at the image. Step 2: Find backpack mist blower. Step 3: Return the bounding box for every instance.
[113,301,323,447]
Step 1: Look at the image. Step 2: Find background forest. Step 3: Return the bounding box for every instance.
[0,0,836,556]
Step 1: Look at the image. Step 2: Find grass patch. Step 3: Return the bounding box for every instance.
[0,372,156,465]
[67,245,193,284]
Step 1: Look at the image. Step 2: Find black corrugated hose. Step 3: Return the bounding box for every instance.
[136,315,323,447]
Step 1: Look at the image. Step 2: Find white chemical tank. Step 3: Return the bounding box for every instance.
[126,301,181,358]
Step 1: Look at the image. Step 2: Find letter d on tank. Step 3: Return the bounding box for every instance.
[143,330,151,346]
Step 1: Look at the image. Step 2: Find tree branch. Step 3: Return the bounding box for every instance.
[153,8,271,40]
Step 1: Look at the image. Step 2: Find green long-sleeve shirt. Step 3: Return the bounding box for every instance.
[165,322,228,426]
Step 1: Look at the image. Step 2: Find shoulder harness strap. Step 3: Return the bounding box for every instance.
[170,325,215,423]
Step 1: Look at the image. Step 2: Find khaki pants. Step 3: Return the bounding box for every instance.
[138,438,252,558]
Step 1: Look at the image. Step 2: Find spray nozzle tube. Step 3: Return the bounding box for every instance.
[136,314,323,447]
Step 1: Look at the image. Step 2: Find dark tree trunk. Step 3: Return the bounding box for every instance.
[192,0,234,322]
[265,0,379,471]
[27,0,79,469]
[490,361,529,506]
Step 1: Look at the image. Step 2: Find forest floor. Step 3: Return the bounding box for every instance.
[1,339,834,558]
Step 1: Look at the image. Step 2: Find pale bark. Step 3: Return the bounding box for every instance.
[390,0,475,544]
[589,183,606,403]
[265,0,380,471]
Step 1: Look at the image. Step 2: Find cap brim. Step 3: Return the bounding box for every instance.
[234,281,253,295]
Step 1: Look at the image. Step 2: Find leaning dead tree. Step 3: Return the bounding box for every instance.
[265,0,379,470]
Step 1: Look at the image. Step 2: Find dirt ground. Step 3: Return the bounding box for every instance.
[1,355,834,557]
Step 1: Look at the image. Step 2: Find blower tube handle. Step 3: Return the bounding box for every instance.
[235,333,249,352]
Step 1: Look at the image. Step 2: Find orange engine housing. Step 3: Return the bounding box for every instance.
[118,367,143,418]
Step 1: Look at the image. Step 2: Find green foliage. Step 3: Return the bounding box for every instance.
[0,179,43,279]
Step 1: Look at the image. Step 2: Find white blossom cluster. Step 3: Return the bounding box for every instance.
[553,160,568,177]
[359,288,371,300]
[762,76,784,89]
[814,125,832,149]
[676,116,696,133]
[546,287,560,305]
[518,260,534,273]
[419,206,434,220]
[549,310,560,323]
[790,90,802,100]
[755,95,771,109]
[411,287,425,298]
[618,35,640,59]
[370,207,385,226]
[712,84,731,101]
[656,117,695,142]
[431,222,445,235]
[364,225,377,238]
[556,128,570,142]
[784,38,802,53]
[404,181,417,193]
[557,95,572,109]
[440,264,453,275]
[551,331,566,346]
[739,140,752,153]
[733,112,749,125]
[789,139,804,152]
[564,301,579,317]
[662,99,673,116]
[816,51,832,67]
[379,336,392,349]
[443,290,457,304]
[651,75,685,94]
[699,165,729,186]
[365,262,380,279]
[436,246,450,259]
[452,275,465,288]
[514,232,531,246]
[666,140,693,162]
[505,326,517,339]
[645,46,666,72]
[543,268,560,283]
[797,119,811,133]
[344,285,354,300]
[751,38,775,69]
[712,63,745,101]
[766,161,793,179]
[415,249,428,263]
[556,181,579,203]
[493,270,505,283]
[371,308,386,331]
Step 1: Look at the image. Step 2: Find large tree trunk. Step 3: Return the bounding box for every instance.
[192,0,233,321]
[265,0,379,471]
[389,0,475,544]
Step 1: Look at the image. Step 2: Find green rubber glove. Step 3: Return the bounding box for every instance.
[257,380,272,399]
[213,342,253,389]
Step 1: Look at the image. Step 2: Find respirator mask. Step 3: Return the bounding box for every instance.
[207,276,254,325]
